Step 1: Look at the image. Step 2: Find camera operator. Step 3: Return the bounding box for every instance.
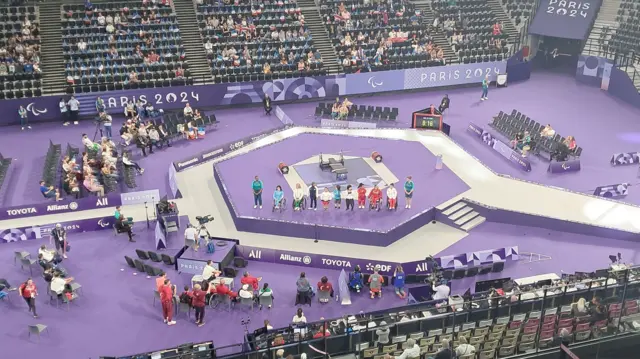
[431,279,450,301]
[99,111,113,139]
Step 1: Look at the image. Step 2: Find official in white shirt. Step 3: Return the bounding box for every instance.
[38,245,56,263]
[432,280,451,301]
[202,260,220,281]
[385,338,420,359]
[184,224,198,251]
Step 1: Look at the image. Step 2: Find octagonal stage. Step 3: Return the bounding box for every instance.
[214,133,470,246]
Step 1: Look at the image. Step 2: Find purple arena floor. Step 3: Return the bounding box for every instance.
[0,106,282,207]
[3,219,640,358]
[278,72,640,206]
[215,133,469,232]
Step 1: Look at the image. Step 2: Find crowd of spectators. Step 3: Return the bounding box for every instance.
[0,6,42,98]
[196,0,323,81]
[62,1,186,91]
[432,0,509,63]
[321,0,443,72]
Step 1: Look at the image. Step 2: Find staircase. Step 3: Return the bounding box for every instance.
[39,0,67,94]
[173,0,211,84]
[582,0,622,57]
[437,199,486,232]
[298,0,341,74]
[414,0,458,64]
[486,0,519,44]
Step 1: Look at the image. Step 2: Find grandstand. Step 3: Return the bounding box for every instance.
[3,1,640,359]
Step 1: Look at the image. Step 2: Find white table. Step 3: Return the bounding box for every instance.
[514,273,560,286]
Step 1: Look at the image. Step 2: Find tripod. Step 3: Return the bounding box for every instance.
[92,120,104,142]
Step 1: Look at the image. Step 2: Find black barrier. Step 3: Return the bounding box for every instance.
[213,265,640,359]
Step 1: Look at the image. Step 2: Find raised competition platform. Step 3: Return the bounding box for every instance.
[213,132,470,245]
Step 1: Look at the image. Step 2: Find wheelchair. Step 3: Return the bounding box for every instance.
[272,197,287,212]
[369,197,382,212]
[292,196,307,211]
[386,197,398,211]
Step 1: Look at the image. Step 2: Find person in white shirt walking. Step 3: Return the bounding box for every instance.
[67,95,80,125]
[386,183,398,210]
[184,224,198,252]
[59,98,70,125]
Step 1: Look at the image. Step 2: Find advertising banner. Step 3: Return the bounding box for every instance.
[610,152,640,166]
[466,123,531,172]
[0,62,507,126]
[404,62,507,90]
[176,258,219,275]
[0,193,121,221]
[155,221,167,250]
[548,159,581,173]
[237,245,518,275]
[576,55,614,89]
[320,118,377,129]
[0,215,114,244]
[593,183,629,198]
[120,189,161,206]
[529,0,602,40]
[173,125,289,172]
[168,162,181,199]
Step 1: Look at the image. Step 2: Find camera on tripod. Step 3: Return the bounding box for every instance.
[425,255,443,284]
[196,215,214,225]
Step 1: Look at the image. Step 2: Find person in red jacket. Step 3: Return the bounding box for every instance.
[192,283,207,327]
[357,183,367,209]
[215,279,238,301]
[160,279,176,325]
[313,318,331,338]
[19,278,38,318]
[368,184,382,209]
[240,271,262,292]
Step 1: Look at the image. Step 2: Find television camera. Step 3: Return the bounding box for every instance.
[194,215,214,240]
[425,255,443,284]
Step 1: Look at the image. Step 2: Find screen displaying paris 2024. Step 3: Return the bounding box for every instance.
[529,0,603,40]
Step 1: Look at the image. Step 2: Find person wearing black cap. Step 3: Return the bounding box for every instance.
[51,223,68,259]
[439,95,450,114]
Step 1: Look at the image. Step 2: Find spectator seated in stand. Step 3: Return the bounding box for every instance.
[40,180,62,201]
[0,5,43,99]
[432,0,509,64]
[196,0,324,83]
[62,0,186,93]
[322,0,437,73]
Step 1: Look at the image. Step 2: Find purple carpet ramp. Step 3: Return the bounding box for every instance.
[235,244,518,276]
[213,133,470,245]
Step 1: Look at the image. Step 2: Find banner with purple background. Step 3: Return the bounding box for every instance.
[593,183,629,198]
[236,245,518,275]
[529,0,602,40]
[173,125,289,172]
[0,215,114,244]
[0,62,506,126]
[467,123,531,172]
[548,159,581,173]
[0,193,121,221]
